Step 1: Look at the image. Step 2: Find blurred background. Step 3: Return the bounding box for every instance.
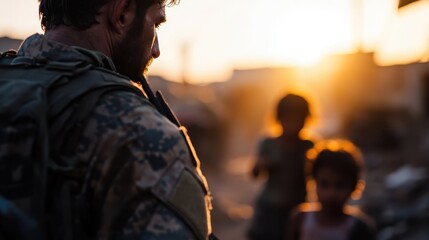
[1,0,428,239]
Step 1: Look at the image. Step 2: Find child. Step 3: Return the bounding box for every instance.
[288,140,376,240]
[248,94,314,240]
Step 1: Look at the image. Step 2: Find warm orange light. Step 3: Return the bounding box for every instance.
[375,1,429,65]
[270,4,354,67]
[3,0,425,83]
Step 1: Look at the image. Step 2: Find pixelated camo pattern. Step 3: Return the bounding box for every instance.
[80,91,200,239]
[18,34,210,239]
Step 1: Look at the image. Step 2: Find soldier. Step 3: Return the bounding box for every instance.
[0,0,215,239]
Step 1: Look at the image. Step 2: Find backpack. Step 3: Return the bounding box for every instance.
[0,50,144,239]
[0,49,218,240]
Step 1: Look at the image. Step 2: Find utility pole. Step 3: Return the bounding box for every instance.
[181,42,190,85]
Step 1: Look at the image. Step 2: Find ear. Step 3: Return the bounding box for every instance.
[107,0,136,34]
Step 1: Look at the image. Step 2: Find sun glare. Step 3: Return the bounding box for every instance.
[271,3,354,67]
[375,1,429,65]
[2,0,424,83]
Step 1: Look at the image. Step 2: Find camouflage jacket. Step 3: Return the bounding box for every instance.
[17,34,213,240]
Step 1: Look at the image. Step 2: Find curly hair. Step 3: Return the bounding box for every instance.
[39,0,179,30]
[307,139,363,188]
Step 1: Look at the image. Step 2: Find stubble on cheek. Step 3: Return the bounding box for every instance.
[143,57,154,77]
[112,29,146,80]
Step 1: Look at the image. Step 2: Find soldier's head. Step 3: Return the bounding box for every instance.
[276,94,310,136]
[39,0,179,79]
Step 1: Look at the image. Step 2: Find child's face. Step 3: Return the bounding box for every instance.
[279,114,307,135]
[315,167,354,214]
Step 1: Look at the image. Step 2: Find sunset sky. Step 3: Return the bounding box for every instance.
[0,0,428,83]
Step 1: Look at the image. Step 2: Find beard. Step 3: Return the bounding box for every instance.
[142,58,154,78]
[114,36,145,80]
[113,18,150,81]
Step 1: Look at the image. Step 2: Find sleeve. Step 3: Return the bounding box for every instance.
[78,91,198,239]
[251,138,273,177]
[121,200,197,240]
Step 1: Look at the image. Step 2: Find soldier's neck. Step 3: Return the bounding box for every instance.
[44,25,114,58]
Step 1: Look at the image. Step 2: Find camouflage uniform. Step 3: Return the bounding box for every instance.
[17,34,213,240]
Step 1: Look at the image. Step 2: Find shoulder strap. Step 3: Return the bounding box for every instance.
[48,66,141,119]
[47,65,144,172]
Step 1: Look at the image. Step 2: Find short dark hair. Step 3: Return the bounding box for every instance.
[276,94,310,121]
[307,139,363,188]
[39,0,179,30]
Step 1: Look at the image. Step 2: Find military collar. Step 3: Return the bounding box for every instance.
[17,33,117,72]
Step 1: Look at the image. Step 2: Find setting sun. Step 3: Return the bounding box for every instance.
[270,3,354,66]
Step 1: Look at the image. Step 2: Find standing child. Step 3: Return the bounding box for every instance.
[248,94,314,240]
[288,140,376,240]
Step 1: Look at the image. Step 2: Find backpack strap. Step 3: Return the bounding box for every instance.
[47,66,144,172]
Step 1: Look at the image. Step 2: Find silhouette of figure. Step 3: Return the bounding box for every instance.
[248,94,313,240]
